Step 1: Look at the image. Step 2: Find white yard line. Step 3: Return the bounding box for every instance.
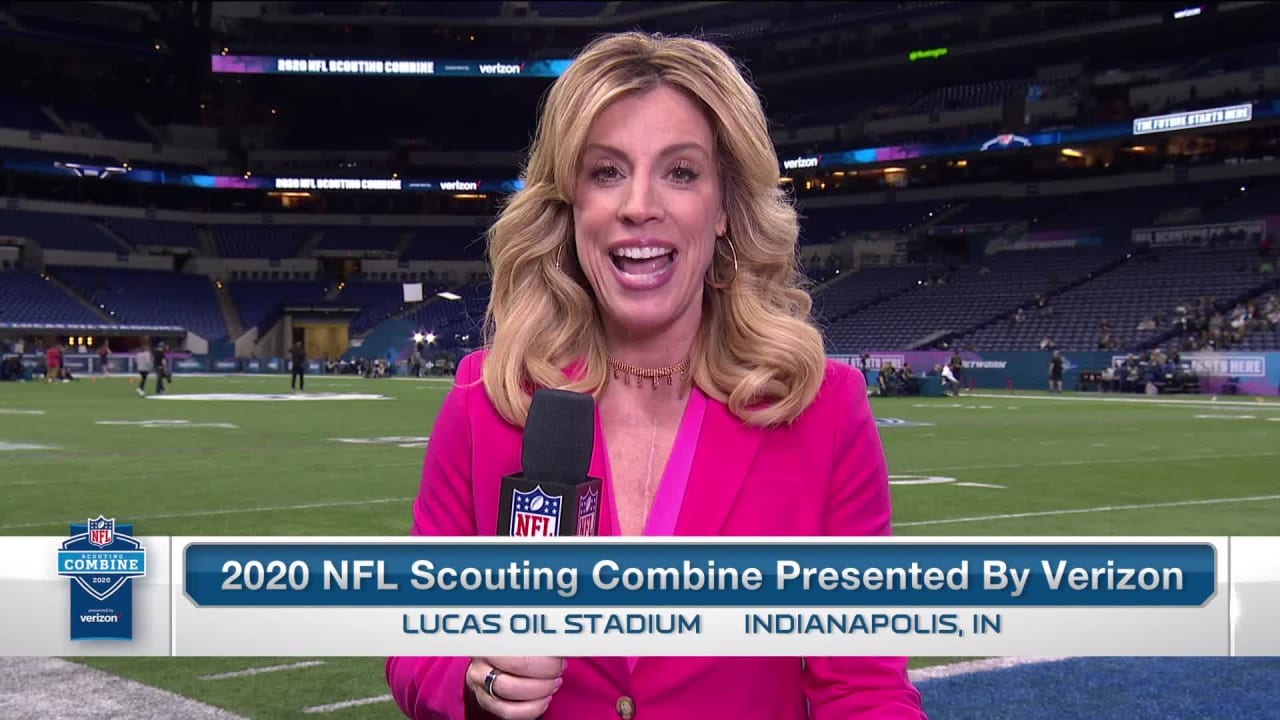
[0,460,422,488]
[0,657,246,719]
[897,450,1280,475]
[897,494,1280,527]
[909,656,1069,681]
[199,661,326,681]
[301,694,394,714]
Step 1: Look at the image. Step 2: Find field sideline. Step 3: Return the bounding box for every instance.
[1,373,1276,719]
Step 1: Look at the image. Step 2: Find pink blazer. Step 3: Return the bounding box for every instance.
[386,350,927,719]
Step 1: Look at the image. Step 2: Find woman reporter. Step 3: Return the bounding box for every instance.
[386,31,926,720]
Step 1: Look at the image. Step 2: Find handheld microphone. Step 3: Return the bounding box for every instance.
[497,388,602,537]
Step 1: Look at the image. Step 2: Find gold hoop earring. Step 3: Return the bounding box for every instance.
[706,235,738,289]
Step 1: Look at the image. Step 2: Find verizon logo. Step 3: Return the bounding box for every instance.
[783,156,819,170]
[440,180,479,191]
[479,63,521,75]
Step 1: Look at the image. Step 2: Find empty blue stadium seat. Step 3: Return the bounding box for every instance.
[103,218,202,249]
[0,211,119,252]
[401,226,488,261]
[0,270,107,325]
[228,281,330,333]
[531,1,604,17]
[316,227,403,253]
[51,266,228,341]
[0,95,60,133]
[212,225,314,258]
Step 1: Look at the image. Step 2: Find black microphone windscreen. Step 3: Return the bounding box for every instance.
[522,388,595,486]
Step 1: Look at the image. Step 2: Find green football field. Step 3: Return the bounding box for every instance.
[1,373,1277,719]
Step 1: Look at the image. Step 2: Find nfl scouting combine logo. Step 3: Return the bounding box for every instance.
[510,486,562,537]
[56,516,147,640]
[577,487,600,536]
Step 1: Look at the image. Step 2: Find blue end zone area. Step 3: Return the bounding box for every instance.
[918,658,1280,719]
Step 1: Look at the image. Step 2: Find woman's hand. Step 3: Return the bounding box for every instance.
[467,656,565,719]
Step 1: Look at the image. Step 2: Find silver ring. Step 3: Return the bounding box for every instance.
[484,668,502,698]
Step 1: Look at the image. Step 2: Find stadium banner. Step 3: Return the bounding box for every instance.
[1110,351,1280,397]
[210,55,573,78]
[984,229,1105,253]
[831,351,1097,391]
[789,100,1280,172]
[1131,220,1265,247]
[1,159,526,196]
[3,535,1277,657]
[1131,103,1253,136]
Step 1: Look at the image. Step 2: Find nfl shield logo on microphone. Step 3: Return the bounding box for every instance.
[577,487,600,536]
[510,486,562,537]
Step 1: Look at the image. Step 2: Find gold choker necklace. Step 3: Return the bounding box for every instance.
[608,355,690,389]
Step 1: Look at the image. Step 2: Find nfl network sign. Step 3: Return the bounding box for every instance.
[56,516,147,640]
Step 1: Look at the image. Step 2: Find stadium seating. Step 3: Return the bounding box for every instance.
[290,1,366,15]
[1201,181,1280,224]
[53,102,154,143]
[335,281,446,334]
[50,266,228,340]
[227,281,330,333]
[823,246,1130,351]
[811,266,933,324]
[103,218,202,249]
[939,196,1073,226]
[398,1,502,16]
[11,12,146,54]
[401,226,488,261]
[0,211,120,252]
[955,248,1273,352]
[0,270,108,325]
[315,227,403,253]
[212,225,314,258]
[908,78,1031,113]
[402,281,490,340]
[801,201,954,242]
[0,95,61,134]
[531,2,604,18]
[987,181,1264,240]
[1185,42,1280,76]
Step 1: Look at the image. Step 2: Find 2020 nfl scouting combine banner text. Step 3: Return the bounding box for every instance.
[1,534,1278,657]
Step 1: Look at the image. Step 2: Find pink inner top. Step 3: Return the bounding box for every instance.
[601,385,708,673]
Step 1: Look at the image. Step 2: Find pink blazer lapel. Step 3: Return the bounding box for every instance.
[673,397,763,536]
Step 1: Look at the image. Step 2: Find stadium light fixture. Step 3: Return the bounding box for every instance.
[426,333,437,344]
[412,332,425,344]
[437,291,462,301]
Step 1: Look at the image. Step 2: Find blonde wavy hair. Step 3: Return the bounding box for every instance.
[482,31,826,428]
